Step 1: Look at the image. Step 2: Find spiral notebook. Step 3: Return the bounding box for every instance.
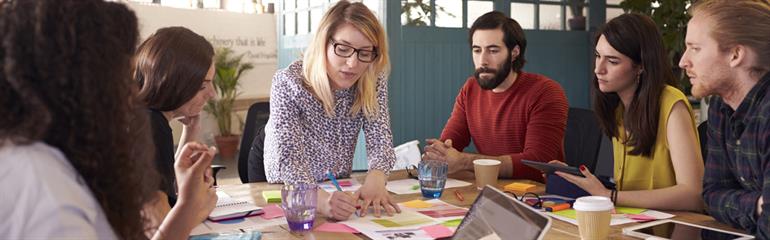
[208,191,263,222]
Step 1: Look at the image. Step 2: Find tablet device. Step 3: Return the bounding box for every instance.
[623,219,754,240]
[521,160,584,177]
[452,186,552,240]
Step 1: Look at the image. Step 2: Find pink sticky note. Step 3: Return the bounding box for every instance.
[314,222,359,233]
[626,214,657,221]
[260,204,284,219]
[337,180,353,187]
[421,225,454,239]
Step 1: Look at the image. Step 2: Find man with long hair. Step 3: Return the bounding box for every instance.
[680,0,770,237]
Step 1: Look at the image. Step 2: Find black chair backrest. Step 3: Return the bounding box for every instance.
[563,107,603,172]
[238,102,269,183]
[698,120,708,163]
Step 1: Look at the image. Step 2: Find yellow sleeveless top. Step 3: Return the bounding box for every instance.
[613,85,698,191]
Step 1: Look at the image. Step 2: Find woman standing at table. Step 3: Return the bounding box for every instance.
[135,27,217,210]
[0,0,216,238]
[263,0,399,220]
[553,13,704,211]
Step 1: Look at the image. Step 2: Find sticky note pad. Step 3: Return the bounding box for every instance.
[337,180,353,187]
[504,182,537,192]
[262,190,282,203]
[402,200,433,208]
[421,225,454,239]
[314,222,359,233]
[616,207,646,214]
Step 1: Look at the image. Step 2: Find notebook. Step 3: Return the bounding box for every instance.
[208,191,263,222]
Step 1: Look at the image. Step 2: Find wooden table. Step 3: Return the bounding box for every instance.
[217,170,747,239]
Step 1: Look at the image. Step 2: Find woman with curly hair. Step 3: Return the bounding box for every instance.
[0,0,216,238]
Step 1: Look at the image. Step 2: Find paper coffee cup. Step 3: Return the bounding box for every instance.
[573,196,614,240]
[473,159,501,190]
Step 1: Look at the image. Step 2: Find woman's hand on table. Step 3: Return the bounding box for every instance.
[355,170,401,217]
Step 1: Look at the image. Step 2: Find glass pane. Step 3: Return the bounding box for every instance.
[284,0,295,10]
[161,0,193,8]
[606,7,624,22]
[467,1,493,27]
[566,3,588,30]
[284,13,296,36]
[309,0,324,7]
[298,11,309,34]
[310,8,323,33]
[297,0,308,8]
[402,0,432,26]
[539,4,563,30]
[363,0,381,16]
[510,3,535,30]
[202,0,219,8]
[435,0,462,28]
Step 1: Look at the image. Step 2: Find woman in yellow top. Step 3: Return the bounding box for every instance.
[555,13,703,211]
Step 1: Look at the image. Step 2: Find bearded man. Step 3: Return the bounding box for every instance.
[423,11,568,182]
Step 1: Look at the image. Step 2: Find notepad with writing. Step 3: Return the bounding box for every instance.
[208,191,263,222]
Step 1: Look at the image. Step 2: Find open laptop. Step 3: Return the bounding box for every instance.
[452,186,552,240]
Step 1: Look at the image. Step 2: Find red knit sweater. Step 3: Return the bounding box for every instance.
[440,72,568,182]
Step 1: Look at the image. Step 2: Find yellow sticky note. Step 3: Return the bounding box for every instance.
[504,182,537,192]
[615,207,646,214]
[402,200,433,208]
[262,190,282,203]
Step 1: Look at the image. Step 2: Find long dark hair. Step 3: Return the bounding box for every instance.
[0,0,158,238]
[592,13,677,156]
[135,27,214,111]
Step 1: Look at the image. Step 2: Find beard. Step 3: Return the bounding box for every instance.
[474,54,513,90]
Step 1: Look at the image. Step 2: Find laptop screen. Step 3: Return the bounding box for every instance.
[453,186,551,240]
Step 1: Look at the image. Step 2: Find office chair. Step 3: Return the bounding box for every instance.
[698,120,708,163]
[563,107,603,172]
[238,102,270,183]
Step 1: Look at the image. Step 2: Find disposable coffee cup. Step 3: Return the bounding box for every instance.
[473,159,501,190]
[573,196,614,240]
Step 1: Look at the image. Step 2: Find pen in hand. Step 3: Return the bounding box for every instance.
[327,170,360,217]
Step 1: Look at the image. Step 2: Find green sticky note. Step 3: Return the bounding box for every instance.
[552,209,577,219]
[441,219,463,227]
[262,190,282,203]
[615,207,646,214]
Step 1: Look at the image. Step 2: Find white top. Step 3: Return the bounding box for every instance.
[0,142,116,239]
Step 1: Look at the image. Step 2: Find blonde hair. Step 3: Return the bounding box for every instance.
[691,0,770,76]
[302,0,390,119]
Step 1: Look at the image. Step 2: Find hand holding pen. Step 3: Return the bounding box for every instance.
[325,171,359,220]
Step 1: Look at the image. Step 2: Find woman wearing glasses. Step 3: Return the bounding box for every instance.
[262,0,399,220]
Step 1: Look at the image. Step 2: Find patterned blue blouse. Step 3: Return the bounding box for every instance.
[263,61,395,184]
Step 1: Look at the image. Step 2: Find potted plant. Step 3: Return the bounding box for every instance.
[205,48,254,159]
[568,0,587,30]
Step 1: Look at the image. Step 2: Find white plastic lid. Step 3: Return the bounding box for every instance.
[473,159,501,166]
[573,196,614,211]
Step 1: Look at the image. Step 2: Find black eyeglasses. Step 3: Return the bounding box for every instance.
[330,39,378,63]
[505,191,543,209]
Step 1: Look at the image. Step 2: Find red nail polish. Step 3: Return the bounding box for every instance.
[579,165,586,171]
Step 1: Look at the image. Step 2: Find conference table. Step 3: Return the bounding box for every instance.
[215,170,747,239]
